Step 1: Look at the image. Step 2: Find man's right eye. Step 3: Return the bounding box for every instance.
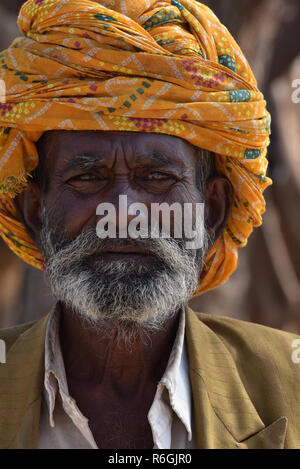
[66,173,108,193]
[69,174,98,181]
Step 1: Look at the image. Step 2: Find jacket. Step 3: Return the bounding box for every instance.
[0,307,299,449]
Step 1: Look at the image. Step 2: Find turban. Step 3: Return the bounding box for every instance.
[0,0,271,295]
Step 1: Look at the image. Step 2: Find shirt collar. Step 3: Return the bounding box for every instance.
[148,307,193,444]
[44,303,71,427]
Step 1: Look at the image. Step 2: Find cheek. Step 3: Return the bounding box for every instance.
[160,182,203,235]
[164,181,203,205]
[44,188,100,238]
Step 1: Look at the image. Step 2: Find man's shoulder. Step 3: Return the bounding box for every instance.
[0,315,49,449]
[197,311,300,342]
[194,311,300,370]
[0,316,49,353]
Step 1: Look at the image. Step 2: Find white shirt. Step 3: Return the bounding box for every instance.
[38,305,195,449]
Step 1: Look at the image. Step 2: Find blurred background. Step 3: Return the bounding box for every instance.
[0,0,299,331]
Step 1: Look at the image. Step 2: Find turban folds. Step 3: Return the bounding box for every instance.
[0,0,271,295]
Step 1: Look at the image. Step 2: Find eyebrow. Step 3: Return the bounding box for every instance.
[63,154,106,172]
[62,150,178,173]
[135,151,177,168]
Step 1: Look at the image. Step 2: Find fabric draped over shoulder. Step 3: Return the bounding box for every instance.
[0,0,271,295]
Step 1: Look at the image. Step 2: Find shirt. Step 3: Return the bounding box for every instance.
[38,304,195,449]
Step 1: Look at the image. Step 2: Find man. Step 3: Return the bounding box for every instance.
[0,0,299,449]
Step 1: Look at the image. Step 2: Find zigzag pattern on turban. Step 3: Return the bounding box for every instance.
[0,0,271,295]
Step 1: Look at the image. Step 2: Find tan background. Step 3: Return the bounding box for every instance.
[0,0,299,331]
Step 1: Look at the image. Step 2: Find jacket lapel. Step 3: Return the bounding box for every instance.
[0,314,49,449]
[185,307,287,449]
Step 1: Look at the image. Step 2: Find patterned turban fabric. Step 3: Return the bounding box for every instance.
[0,0,271,295]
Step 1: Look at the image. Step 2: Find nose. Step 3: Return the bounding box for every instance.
[95,178,150,238]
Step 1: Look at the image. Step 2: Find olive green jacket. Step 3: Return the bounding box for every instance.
[0,307,300,449]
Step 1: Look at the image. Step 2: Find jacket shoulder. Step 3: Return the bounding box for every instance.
[0,319,42,353]
[197,311,300,344]
[195,311,300,387]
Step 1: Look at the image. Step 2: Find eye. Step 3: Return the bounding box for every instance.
[69,173,97,182]
[147,172,172,181]
[136,170,177,192]
[66,172,107,193]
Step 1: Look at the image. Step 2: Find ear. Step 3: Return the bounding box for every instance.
[203,176,233,245]
[13,181,43,250]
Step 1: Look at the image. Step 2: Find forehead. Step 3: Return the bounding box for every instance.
[40,130,198,170]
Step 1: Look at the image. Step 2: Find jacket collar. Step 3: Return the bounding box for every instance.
[185,306,287,448]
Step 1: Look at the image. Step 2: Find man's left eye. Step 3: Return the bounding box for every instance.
[147,172,171,181]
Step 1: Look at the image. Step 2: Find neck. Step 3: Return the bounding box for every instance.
[59,304,182,394]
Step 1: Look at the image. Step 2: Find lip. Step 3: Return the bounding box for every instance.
[101,245,152,255]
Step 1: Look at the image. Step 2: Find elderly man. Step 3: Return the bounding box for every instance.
[0,0,299,450]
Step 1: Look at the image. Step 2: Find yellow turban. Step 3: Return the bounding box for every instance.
[0,0,271,295]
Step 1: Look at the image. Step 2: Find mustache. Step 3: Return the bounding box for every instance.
[42,223,196,265]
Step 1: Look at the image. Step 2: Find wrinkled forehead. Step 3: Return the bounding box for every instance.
[37,130,199,171]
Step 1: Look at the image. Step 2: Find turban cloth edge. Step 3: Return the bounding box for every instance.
[0,0,272,296]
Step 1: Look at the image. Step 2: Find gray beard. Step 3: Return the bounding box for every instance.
[40,211,210,344]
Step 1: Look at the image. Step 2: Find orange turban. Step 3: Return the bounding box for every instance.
[0,0,271,295]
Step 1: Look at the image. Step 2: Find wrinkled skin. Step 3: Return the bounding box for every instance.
[15,130,232,449]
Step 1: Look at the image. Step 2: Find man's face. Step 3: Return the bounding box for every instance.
[39,130,204,241]
[30,130,218,339]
